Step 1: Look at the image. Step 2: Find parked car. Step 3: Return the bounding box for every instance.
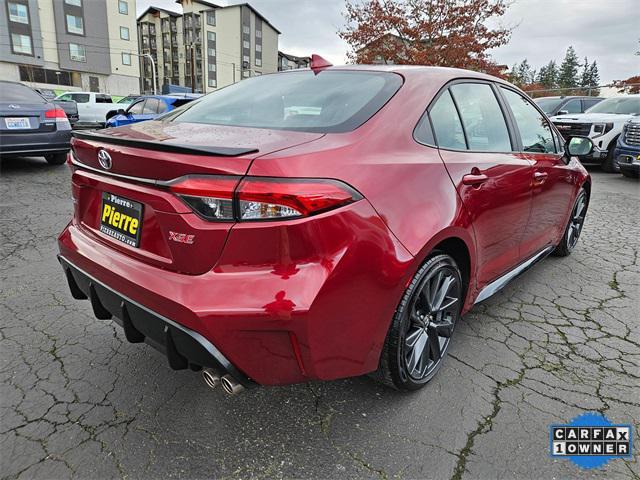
[105,95,197,128]
[54,91,116,128]
[58,65,591,393]
[534,95,603,116]
[34,88,79,126]
[0,80,72,165]
[614,117,640,178]
[551,94,640,172]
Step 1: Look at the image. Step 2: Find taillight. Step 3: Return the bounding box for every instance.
[237,178,362,220]
[167,176,362,222]
[45,108,67,119]
[168,176,237,221]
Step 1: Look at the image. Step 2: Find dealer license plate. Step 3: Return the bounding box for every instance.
[100,192,143,247]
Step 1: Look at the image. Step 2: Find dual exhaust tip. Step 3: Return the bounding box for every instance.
[202,368,245,395]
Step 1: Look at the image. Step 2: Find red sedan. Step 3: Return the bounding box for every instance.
[58,63,592,393]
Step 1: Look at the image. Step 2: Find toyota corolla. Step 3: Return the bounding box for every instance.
[58,60,592,393]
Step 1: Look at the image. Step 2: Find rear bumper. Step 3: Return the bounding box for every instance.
[0,129,71,156]
[59,255,255,387]
[58,201,414,385]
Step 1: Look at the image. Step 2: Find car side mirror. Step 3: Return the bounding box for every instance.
[117,109,127,116]
[567,136,594,156]
[556,110,569,116]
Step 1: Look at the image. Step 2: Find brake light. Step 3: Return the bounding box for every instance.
[237,178,361,219]
[45,108,67,119]
[167,176,362,222]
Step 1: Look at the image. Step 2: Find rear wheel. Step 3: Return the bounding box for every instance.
[45,153,67,165]
[373,253,463,391]
[553,188,588,257]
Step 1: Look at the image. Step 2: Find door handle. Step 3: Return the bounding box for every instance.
[533,171,548,184]
[462,173,488,186]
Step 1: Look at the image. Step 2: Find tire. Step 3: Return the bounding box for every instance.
[600,137,620,173]
[373,253,463,391]
[553,188,588,257]
[45,153,67,165]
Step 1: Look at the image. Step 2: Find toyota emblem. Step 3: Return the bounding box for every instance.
[97,149,112,170]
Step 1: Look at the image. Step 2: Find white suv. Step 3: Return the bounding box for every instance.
[550,94,640,172]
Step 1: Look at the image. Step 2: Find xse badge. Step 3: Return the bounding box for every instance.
[100,192,143,247]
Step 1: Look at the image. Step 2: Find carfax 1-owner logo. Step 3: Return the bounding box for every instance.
[550,412,633,469]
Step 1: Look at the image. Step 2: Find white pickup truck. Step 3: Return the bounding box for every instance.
[54,92,116,128]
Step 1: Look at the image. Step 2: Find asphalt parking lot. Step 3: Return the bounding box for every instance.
[1,156,638,479]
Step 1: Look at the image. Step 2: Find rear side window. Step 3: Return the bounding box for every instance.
[170,70,403,133]
[563,98,581,113]
[449,83,512,152]
[429,90,466,150]
[71,93,90,103]
[501,88,556,153]
[0,82,45,103]
[96,94,112,103]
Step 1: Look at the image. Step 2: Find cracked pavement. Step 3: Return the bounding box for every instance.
[1,156,638,479]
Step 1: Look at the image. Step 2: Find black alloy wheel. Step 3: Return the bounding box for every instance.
[554,188,588,257]
[374,253,463,391]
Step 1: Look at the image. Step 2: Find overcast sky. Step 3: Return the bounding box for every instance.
[137,0,639,83]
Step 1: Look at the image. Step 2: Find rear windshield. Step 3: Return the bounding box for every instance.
[587,97,640,115]
[534,98,563,114]
[169,70,403,133]
[0,83,46,104]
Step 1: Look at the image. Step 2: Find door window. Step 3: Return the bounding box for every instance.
[450,83,512,152]
[128,100,145,114]
[143,98,161,114]
[428,90,466,150]
[563,98,581,113]
[501,88,556,153]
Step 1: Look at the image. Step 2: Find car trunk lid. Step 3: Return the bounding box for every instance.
[0,102,56,133]
[70,120,324,274]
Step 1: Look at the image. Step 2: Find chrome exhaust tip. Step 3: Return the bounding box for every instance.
[202,368,221,389]
[221,374,245,395]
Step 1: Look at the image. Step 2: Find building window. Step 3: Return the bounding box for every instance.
[11,33,32,55]
[120,26,130,40]
[118,0,128,14]
[66,14,84,35]
[206,10,215,26]
[208,78,216,88]
[255,58,262,67]
[243,40,250,49]
[255,43,262,52]
[242,25,250,35]
[242,70,250,78]
[254,71,261,76]
[207,31,216,41]
[64,0,82,6]
[69,43,86,62]
[208,63,216,72]
[122,52,131,65]
[256,30,262,38]
[207,48,215,57]
[8,2,29,24]
[243,55,249,63]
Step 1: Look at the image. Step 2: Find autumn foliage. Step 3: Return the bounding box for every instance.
[339,0,512,76]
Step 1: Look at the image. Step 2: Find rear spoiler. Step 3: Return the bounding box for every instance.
[71,130,258,157]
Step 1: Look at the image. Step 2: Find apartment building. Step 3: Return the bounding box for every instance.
[278,51,310,71]
[137,0,279,93]
[0,0,140,95]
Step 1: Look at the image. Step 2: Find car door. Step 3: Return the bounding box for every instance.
[68,93,91,122]
[430,81,534,287]
[137,97,162,123]
[499,87,576,259]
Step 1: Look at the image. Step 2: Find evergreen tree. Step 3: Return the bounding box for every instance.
[516,59,534,85]
[587,61,600,95]
[537,60,558,89]
[558,46,580,89]
[579,57,590,87]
